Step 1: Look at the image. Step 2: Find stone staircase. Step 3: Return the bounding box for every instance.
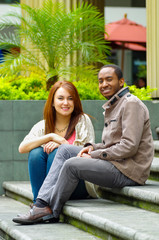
[1,141,159,240]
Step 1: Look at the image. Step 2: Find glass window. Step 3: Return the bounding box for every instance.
[105,0,145,7]
[132,51,147,87]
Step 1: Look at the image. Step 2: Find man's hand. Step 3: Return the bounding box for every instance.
[43,141,59,154]
[77,145,93,158]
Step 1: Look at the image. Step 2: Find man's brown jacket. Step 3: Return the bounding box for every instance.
[90,87,154,185]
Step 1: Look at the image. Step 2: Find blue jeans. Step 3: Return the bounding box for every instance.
[28,147,58,202]
[28,147,88,202]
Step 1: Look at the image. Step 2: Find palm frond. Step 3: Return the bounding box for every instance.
[0,32,20,48]
[0,0,110,85]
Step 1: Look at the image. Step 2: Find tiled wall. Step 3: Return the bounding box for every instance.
[0,100,158,194]
[0,100,45,194]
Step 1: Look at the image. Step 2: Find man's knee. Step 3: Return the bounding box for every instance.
[57,144,72,158]
[58,144,82,158]
[58,144,71,151]
[63,157,79,175]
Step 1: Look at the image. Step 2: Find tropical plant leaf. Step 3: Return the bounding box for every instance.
[0,0,110,89]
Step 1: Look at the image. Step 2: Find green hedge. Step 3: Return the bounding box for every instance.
[0,74,48,100]
[0,74,156,100]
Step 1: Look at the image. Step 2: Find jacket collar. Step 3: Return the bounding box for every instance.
[102,87,130,110]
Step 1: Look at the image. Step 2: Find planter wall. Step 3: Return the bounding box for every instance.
[0,100,159,195]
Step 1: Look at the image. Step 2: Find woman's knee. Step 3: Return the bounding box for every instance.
[28,147,45,163]
[48,148,58,159]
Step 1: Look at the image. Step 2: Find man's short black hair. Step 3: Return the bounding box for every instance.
[99,64,123,80]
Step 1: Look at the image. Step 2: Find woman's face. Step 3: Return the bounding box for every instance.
[53,87,74,117]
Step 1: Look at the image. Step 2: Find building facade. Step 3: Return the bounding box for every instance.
[0,0,159,97]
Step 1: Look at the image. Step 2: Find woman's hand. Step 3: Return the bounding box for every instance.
[43,141,60,154]
[19,132,69,154]
[49,133,69,144]
[77,145,93,158]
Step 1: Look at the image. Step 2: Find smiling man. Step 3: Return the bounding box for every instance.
[98,65,124,99]
[13,64,154,225]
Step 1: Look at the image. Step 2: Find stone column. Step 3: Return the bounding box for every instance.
[146,0,159,97]
[21,0,104,13]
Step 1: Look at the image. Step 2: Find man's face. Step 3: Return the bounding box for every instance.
[98,67,124,99]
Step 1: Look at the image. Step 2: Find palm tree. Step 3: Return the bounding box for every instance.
[0,0,110,90]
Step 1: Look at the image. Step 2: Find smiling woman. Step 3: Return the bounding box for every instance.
[53,87,75,135]
[18,80,95,203]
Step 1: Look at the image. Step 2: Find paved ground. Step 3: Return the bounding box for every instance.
[0,196,100,240]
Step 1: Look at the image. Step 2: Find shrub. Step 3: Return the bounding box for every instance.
[128,84,157,100]
[73,81,157,101]
[0,73,49,100]
[0,73,157,100]
[73,81,105,100]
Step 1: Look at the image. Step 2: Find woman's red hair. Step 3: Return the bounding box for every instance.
[43,81,84,139]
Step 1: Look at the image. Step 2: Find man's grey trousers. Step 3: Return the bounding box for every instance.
[38,144,138,218]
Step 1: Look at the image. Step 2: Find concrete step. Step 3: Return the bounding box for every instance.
[1,196,159,240]
[155,128,159,139]
[154,140,159,152]
[95,155,159,212]
[149,157,159,181]
[97,179,159,213]
[63,198,159,240]
[3,177,159,215]
[2,181,33,206]
[0,196,100,240]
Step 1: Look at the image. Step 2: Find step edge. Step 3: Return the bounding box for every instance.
[2,182,33,201]
[98,180,159,204]
[63,205,158,240]
[0,219,32,240]
[3,180,159,205]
